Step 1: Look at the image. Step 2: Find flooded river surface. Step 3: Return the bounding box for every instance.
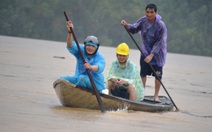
[0,36,211,132]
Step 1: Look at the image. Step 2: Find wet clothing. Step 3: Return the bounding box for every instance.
[140,56,163,79]
[60,41,105,92]
[106,60,145,101]
[128,14,167,67]
[111,86,129,99]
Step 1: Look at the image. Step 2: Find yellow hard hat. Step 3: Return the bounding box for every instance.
[116,43,130,55]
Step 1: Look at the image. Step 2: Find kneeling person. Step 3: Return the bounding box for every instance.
[106,43,144,101]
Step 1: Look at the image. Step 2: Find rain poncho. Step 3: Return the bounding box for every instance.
[60,41,105,92]
[106,60,144,101]
[128,14,167,67]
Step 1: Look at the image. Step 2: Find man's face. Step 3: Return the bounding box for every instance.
[145,8,156,22]
[85,45,97,54]
[117,54,128,65]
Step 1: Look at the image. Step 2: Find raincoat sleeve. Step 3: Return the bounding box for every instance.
[106,61,117,80]
[95,53,105,73]
[66,41,84,56]
[151,21,167,55]
[128,17,145,34]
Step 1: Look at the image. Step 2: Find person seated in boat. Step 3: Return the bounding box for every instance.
[106,43,144,101]
[60,20,106,92]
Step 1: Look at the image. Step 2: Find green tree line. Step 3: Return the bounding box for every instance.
[0,0,211,57]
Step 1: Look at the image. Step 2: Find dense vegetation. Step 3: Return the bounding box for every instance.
[0,0,211,57]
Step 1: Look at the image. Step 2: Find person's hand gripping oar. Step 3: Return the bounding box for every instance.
[64,11,105,113]
[123,25,179,111]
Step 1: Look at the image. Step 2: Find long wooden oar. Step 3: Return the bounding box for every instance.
[64,11,105,113]
[124,26,179,111]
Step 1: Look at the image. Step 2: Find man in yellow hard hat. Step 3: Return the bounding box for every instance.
[105,43,144,101]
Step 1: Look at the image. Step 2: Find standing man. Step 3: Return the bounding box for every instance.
[121,4,167,102]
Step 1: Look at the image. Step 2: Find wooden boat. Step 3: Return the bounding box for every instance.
[53,79,174,112]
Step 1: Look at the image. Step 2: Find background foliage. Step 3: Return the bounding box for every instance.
[0,0,211,57]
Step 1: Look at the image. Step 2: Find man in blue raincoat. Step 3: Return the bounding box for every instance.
[60,20,105,92]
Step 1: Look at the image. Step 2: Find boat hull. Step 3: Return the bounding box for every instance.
[53,79,174,112]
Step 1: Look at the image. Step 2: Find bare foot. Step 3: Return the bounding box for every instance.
[154,97,161,103]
